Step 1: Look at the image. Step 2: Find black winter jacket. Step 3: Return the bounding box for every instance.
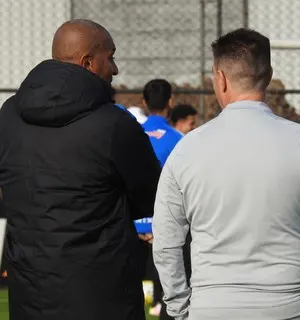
[0,60,160,320]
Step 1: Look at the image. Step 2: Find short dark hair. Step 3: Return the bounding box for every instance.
[170,104,197,124]
[143,79,172,112]
[211,28,272,91]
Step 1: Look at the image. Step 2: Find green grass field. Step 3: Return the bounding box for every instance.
[0,289,157,320]
[0,289,9,320]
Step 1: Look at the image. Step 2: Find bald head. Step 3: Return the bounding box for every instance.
[52,19,118,82]
[52,19,108,62]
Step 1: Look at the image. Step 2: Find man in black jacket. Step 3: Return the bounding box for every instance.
[0,19,160,320]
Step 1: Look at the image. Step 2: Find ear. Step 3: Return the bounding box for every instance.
[218,69,227,93]
[175,119,184,129]
[269,66,273,83]
[142,99,147,109]
[168,96,173,108]
[80,54,92,72]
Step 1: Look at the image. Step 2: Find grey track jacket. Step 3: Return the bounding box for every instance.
[153,100,300,320]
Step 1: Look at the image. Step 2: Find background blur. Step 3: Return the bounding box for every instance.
[0,0,300,122]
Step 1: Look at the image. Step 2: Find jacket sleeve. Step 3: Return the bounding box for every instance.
[110,112,161,220]
[153,161,191,320]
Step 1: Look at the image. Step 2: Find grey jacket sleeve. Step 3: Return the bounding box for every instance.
[152,162,191,320]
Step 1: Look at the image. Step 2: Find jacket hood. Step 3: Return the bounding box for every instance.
[15,60,114,127]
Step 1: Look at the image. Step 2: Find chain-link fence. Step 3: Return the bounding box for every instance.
[0,0,70,105]
[0,0,299,122]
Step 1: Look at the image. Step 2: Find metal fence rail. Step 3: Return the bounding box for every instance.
[0,0,299,119]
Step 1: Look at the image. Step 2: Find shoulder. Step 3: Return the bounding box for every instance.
[84,103,142,144]
[165,124,183,142]
[114,104,137,120]
[173,116,219,145]
[1,95,16,113]
[271,113,300,130]
[149,124,182,146]
[109,104,145,139]
[166,117,220,164]
[0,95,17,123]
[98,103,138,124]
[142,117,152,130]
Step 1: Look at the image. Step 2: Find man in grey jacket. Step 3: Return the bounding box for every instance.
[153,28,300,320]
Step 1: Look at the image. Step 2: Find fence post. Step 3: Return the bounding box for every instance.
[70,0,74,20]
[199,0,206,122]
[217,0,222,37]
[243,0,249,28]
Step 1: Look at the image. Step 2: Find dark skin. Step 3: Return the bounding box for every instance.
[52,20,118,83]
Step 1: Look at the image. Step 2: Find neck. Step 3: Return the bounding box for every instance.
[222,91,266,109]
[174,124,184,134]
[149,109,169,118]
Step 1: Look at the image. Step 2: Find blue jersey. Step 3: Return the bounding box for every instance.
[142,115,182,167]
[136,115,182,234]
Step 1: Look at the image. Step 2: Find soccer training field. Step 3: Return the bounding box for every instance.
[0,289,157,320]
[0,289,8,320]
